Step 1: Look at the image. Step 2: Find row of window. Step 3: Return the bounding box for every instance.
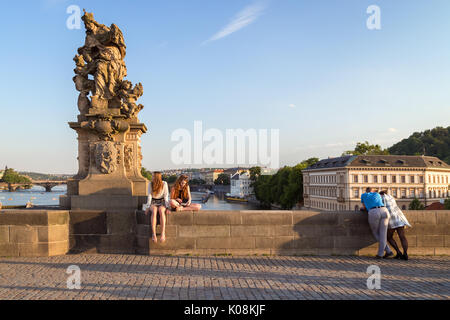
[308,187,337,197]
[309,175,338,184]
[352,188,449,199]
[352,174,449,184]
[352,174,426,184]
[310,200,339,211]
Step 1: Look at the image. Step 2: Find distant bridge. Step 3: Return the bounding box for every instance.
[1,180,67,192]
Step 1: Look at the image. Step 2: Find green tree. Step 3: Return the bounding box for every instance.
[163,174,178,184]
[214,173,230,185]
[140,167,152,181]
[389,126,450,164]
[189,179,206,186]
[0,168,31,184]
[249,166,261,181]
[343,141,389,156]
[252,158,320,210]
[409,197,425,210]
[444,198,450,210]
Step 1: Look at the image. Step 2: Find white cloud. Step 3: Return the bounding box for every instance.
[203,1,267,45]
[289,104,296,108]
[388,128,398,133]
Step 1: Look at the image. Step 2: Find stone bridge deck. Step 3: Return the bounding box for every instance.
[0,254,448,300]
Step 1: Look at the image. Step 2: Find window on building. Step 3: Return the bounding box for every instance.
[383,175,387,183]
[392,189,397,198]
[392,175,397,183]
[363,175,368,183]
[353,175,358,183]
[354,189,359,198]
[419,176,424,183]
[419,189,424,198]
[373,175,378,183]
[401,189,406,198]
[410,189,415,198]
[401,176,406,183]
[410,175,415,184]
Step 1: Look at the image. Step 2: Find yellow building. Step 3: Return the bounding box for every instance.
[302,155,450,211]
[204,169,224,185]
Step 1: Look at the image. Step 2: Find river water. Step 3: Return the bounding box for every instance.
[0,186,260,210]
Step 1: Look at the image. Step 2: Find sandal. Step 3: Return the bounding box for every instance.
[160,234,166,243]
[152,234,157,243]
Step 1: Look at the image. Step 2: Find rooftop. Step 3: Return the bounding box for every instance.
[304,155,450,170]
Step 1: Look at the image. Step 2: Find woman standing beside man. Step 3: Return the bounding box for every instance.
[379,190,411,260]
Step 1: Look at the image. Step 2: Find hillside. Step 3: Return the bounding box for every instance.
[18,172,73,181]
[388,126,450,164]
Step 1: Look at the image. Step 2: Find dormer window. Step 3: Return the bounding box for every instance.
[361,159,370,164]
[396,160,406,165]
[379,159,387,164]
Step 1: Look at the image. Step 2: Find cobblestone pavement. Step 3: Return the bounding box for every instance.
[0,255,448,300]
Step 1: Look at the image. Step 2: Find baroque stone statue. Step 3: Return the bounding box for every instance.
[73,10,144,118]
[63,9,148,205]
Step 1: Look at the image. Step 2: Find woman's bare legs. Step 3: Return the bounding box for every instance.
[150,205,158,242]
[387,228,401,256]
[159,206,167,242]
[171,202,202,212]
[185,203,201,211]
[170,199,183,211]
[396,227,408,259]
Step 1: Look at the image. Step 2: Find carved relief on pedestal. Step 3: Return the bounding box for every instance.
[124,145,133,171]
[81,143,90,176]
[137,143,143,170]
[94,141,118,174]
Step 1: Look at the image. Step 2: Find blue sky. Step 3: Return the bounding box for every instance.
[1,0,449,173]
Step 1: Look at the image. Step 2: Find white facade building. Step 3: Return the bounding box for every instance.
[303,155,450,211]
[230,171,254,198]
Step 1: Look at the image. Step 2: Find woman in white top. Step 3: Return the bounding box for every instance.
[380,191,412,260]
[145,172,169,243]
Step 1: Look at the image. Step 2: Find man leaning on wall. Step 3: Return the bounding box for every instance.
[361,187,394,259]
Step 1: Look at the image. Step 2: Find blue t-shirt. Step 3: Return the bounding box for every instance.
[361,192,384,210]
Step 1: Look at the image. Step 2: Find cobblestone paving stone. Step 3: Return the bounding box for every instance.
[0,255,448,300]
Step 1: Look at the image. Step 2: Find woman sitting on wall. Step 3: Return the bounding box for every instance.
[170,174,202,212]
[144,172,169,243]
[379,190,412,260]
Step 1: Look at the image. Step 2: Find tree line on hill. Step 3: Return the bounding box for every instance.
[341,126,450,164]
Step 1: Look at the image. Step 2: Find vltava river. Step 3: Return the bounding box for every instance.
[0,186,260,210]
[0,185,67,207]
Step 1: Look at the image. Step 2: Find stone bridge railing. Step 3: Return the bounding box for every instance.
[137,210,449,256]
[1,209,448,257]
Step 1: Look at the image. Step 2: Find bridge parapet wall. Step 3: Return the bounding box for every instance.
[1,209,448,257]
[136,210,450,256]
[0,210,69,257]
